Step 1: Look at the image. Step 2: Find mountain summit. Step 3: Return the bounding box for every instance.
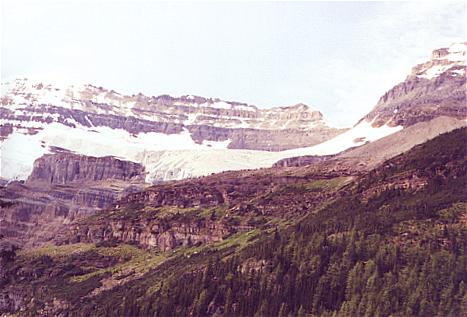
[0,78,343,181]
[1,43,466,182]
[1,79,331,132]
[364,42,466,127]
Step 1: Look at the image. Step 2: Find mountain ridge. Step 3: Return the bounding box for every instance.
[364,42,466,127]
[0,42,466,317]
[2,43,465,183]
[1,78,334,131]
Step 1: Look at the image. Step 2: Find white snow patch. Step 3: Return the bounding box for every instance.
[0,133,49,180]
[184,112,199,125]
[138,118,402,182]
[417,43,466,80]
[201,139,232,149]
[209,101,231,110]
[418,64,452,79]
[283,119,403,157]
[233,105,256,112]
[138,149,282,182]
[0,118,49,129]
[451,68,465,76]
[84,116,93,127]
[446,43,467,62]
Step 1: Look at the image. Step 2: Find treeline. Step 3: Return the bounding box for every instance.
[139,180,465,316]
[70,128,467,316]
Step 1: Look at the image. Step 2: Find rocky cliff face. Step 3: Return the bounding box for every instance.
[0,103,338,151]
[27,153,145,185]
[0,79,346,182]
[62,212,234,252]
[57,166,356,251]
[1,81,332,132]
[364,42,466,127]
[0,153,147,248]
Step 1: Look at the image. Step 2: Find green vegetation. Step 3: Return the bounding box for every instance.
[209,229,260,252]
[303,176,353,191]
[2,127,466,316]
[170,229,260,260]
[5,242,168,310]
[71,244,165,283]
[197,205,230,219]
[103,205,201,221]
[18,243,95,259]
[70,128,464,317]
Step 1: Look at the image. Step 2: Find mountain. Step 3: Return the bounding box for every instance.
[0,79,344,181]
[1,126,465,316]
[0,43,465,235]
[0,42,466,317]
[364,42,466,127]
[273,42,467,169]
[0,152,147,248]
[0,43,465,251]
[2,43,464,183]
[137,42,466,181]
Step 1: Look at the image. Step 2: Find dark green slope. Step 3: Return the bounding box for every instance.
[72,128,467,317]
[1,127,466,317]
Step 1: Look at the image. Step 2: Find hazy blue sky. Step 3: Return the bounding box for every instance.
[1,1,465,126]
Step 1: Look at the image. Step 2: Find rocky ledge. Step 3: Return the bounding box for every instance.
[0,153,147,248]
[27,152,146,185]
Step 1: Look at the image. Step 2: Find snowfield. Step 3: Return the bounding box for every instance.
[0,117,402,183]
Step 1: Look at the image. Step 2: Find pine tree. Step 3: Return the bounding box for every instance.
[195,289,208,316]
[224,288,234,316]
[254,300,268,317]
[278,303,288,317]
[297,305,306,317]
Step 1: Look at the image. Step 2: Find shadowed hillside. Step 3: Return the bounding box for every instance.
[1,127,465,316]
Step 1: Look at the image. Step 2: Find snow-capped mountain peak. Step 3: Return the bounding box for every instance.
[1,44,465,183]
[1,78,346,181]
[363,42,466,128]
[411,42,466,80]
[1,78,330,131]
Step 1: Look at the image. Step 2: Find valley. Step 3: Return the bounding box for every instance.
[0,42,466,317]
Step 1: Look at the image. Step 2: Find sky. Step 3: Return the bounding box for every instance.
[1,0,465,127]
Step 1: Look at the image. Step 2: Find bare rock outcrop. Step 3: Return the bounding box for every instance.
[57,166,355,251]
[273,154,336,168]
[63,215,233,251]
[365,43,466,127]
[27,153,145,185]
[0,153,147,248]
